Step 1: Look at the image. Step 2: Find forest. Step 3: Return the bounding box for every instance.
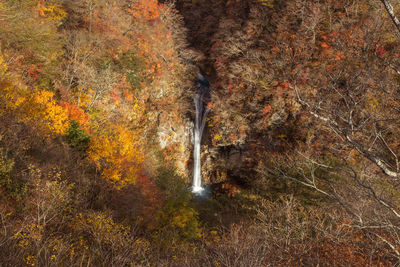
[1,0,400,266]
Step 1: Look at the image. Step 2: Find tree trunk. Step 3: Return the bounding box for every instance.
[380,0,400,36]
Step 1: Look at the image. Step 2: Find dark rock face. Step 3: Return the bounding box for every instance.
[210,180,241,197]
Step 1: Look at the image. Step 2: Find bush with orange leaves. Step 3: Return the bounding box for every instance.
[0,80,69,137]
[88,124,144,187]
[129,0,160,21]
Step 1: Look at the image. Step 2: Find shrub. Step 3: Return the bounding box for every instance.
[0,154,27,200]
[155,201,202,243]
[154,166,191,202]
[65,120,91,153]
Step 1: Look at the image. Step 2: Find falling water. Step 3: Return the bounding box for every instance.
[192,73,210,193]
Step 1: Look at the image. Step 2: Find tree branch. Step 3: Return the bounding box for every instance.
[291,84,400,179]
[380,0,400,37]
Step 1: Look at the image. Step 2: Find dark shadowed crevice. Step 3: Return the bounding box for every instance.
[175,0,228,78]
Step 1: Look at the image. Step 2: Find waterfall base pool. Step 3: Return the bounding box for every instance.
[192,186,204,193]
[191,185,212,199]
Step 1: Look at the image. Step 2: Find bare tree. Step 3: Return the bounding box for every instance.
[260,0,400,260]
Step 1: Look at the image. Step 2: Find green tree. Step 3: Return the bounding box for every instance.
[65,120,91,153]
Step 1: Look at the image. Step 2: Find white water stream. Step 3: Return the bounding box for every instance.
[192,73,210,193]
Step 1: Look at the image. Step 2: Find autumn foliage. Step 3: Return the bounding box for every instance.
[129,0,160,21]
[1,0,400,265]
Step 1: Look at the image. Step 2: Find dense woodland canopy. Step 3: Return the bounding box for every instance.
[1,0,400,266]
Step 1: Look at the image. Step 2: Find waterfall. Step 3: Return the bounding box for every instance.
[192,73,210,193]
